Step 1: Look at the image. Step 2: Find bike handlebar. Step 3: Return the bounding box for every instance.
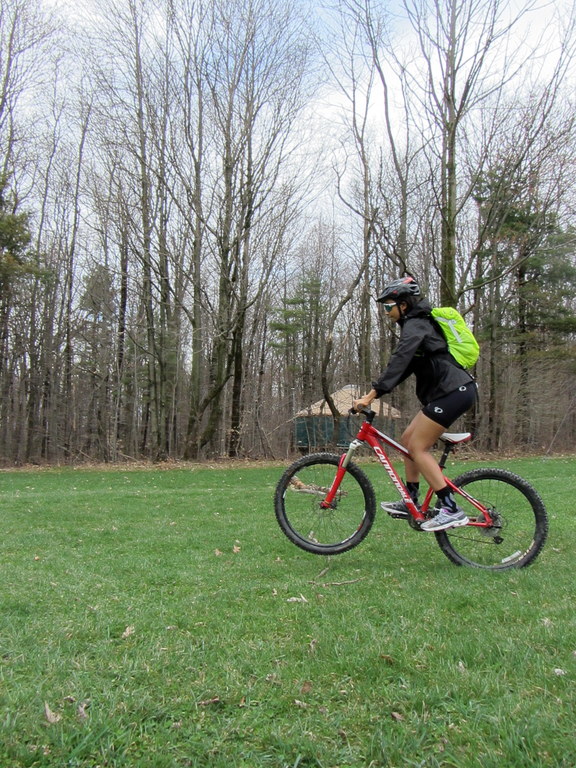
[348,406,376,423]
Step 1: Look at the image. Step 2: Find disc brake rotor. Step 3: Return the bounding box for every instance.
[476,507,504,540]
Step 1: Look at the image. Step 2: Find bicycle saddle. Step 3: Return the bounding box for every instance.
[440,432,471,444]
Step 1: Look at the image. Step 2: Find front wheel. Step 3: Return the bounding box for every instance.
[435,468,548,570]
[274,453,376,555]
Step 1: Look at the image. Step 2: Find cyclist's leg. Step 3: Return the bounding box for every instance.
[410,384,476,486]
[392,386,477,521]
[417,386,477,530]
[403,412,469,530]
[401,411,447,490]
[381,413,445,517]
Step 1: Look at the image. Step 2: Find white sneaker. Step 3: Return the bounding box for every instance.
[380,500,410,518]
[381,500,423,519]
[420,507,468,532]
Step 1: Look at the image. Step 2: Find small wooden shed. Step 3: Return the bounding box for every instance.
[294,385,401,450]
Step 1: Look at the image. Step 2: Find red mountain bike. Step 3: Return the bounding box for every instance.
[274,407,548,570]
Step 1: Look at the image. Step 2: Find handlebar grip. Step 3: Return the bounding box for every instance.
[349,406,375,421]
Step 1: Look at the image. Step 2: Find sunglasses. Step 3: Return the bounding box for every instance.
[382,303,397,313]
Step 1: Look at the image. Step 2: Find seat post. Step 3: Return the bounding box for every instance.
[437,441,453,471]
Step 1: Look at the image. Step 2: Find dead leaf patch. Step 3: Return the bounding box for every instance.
[198,696,221,707]
[44,702,61,724]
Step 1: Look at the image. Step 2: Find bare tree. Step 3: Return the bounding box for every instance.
[399,0,554,303]
[165,0,314,457]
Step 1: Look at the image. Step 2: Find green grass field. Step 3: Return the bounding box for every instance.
[0,456,574,767]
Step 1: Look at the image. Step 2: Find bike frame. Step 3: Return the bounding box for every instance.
[320,409,491,528]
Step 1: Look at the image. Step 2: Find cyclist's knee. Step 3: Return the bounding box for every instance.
[400,425,414,447]
[407,444,427,461]
[405,434,435,456]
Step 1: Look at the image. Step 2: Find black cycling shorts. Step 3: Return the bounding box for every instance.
[422,383,477,428]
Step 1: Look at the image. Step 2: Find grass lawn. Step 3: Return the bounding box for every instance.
[0,455,574,767]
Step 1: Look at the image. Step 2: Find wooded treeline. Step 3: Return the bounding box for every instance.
[1,0,576,464]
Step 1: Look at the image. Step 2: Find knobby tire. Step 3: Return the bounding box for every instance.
[435,468,548,570]
[274,453,376,555]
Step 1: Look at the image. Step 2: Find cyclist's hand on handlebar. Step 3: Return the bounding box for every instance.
[350,405,372,416]
[351,394,375,414]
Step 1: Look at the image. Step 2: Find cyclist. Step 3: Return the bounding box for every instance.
[353,276,477,531]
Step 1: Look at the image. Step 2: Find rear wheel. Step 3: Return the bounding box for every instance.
[435,468,548,570]
[274,453,376,555]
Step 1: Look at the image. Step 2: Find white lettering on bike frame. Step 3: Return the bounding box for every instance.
[371,443,414,507]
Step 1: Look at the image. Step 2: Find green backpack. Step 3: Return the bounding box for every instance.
[430,306,479,369]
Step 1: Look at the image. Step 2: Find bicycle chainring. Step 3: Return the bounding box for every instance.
[407,515,424,531]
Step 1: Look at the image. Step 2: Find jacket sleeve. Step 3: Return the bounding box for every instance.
[371,318,428,396]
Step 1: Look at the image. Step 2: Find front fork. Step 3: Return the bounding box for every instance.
[319,440,363,509]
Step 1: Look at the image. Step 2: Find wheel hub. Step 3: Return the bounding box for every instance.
[478,508,504,540]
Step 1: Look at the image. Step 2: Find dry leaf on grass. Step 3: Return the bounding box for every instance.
[121,625,135,639]
[198,696,221,707]
[286,594,308,603]
[44,702,61,724]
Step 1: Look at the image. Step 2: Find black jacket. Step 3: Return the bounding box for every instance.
[372,299,474,405]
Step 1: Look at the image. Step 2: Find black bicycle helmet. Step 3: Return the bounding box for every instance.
[377,276,421,303]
